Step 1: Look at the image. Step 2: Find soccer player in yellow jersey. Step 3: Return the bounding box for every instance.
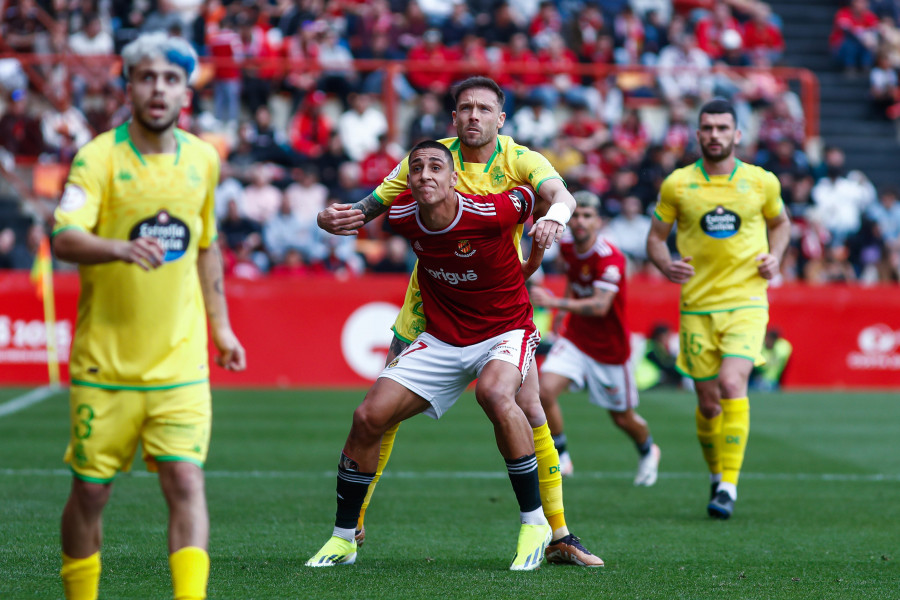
[646,98,790,519]
[318,76,603,566]
[52,33,246,600]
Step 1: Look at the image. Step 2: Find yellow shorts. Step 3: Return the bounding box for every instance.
[392,267,427,343]
[676,308,768,381]
[64,382,211,483]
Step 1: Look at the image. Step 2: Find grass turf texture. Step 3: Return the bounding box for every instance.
[1,387,897,599]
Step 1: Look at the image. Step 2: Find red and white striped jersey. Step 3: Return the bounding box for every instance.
[389,186,536,347]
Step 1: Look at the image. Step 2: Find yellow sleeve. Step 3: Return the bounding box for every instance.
[654,173,678,223]
[761,169,784,219]
[199,146,219,249]
[372,157,409,206]
[52,141,106,235]
[514,145,564,192]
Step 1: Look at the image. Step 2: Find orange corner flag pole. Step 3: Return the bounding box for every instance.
[30,235,60,386]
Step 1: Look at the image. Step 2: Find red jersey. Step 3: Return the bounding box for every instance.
[558,235,630,364]
[389,187,536,346]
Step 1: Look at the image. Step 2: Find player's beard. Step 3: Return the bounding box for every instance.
[133,104,180,134]
[458,124,496,150]
[700,138,734,163]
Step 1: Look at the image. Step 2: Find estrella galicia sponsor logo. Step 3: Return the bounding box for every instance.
[701,205,741,239]
[129,210,190,262]
[454,239,476,258]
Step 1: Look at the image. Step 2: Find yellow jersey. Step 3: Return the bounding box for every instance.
[53,123,219,389]
[655,159,783,313]
[374,135,562,253]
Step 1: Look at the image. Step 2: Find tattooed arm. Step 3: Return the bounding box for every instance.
[198,243,246,371]
[384,335,411,367]
[530,284,616,317]
[317,194,390,236]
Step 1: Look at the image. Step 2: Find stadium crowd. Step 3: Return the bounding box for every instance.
[0,0,899,284]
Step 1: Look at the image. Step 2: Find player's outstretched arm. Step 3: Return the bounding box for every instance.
[521,239,545,281]
[53,228,165,270]
[646,216,694,284]
[317,194,388,236]
[531,285,616,317]
[531,178,575,250]
[198,243,246,371]
[757,211,791,280]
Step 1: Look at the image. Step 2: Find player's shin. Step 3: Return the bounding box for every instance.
[505,454,545,524]
[170,546,209,600]
[695,407,723,476]
[61,552,100,600]
[532,424,566,537]
[335,452,376,542]
[719,397,750,491]
[357,423,400,532]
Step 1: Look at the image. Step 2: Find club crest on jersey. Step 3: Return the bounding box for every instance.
[386,162,402,181]
[580,264,592,280]
[454,239,477,257]
[129,210,190,262]
[701,205,741,239]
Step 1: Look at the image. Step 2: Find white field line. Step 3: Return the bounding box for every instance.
[0,386,61,418]
[1,468,897,483]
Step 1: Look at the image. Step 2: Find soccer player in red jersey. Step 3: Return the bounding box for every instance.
[531,191,661,487]
[306,140,573,571]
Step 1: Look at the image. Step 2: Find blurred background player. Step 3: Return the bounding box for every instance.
[52,33,246,600]
[317,76,602,566]
[530,191,661,486]
[306,142,554,570]
[646,98,790,519]
[750,329,793,391]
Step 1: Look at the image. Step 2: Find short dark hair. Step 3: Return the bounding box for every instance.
[698,97,737,125]
[450,76,505,110]
[409,140,454,170]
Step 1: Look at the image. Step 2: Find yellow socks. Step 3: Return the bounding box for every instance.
[695,407,723,476]
[61,552,100,600]
[532,423,566,536]
[720,397,750,486]
[357,422,400,531]
[170,546,209,600]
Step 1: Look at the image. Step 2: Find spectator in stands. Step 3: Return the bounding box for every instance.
[282,23,321,110]
[657,31,713,105]
[215,162,246,221]
[337,92,388,162]
[568,5,610,61]
[633,144,677,207]
[601,167,639,217]
[531,33,589,108]
[2,0,47,53]
[847,214,894,281]
[315,25,358,106]
[289,90,333,161]
[741,3,786,64]
[612,108,650,166]
[208,15,243,129]
[242,165,283,224]
[756,94,806,156]
[0,226,33,269]
[441,2,476,46]
[270,247,313,277]
[478,2,523,47]
[763,138,811,181]
[869,50,898,116]
[235,13,280,116]
[250,105,297,167]
[583,75,624,126]
[529,0,564,49]
[370,235,413,273]
[219,198,262,252]
[264,193,325,266]
[867,186,900,252]
[604,194,652,268]
[40,89,92,162]
[357,31,416,101]
[662,101,694,160]
[407,91,452,146]
[831,0,880,74]
[695,2,740,61]
[406,28,456,94]
[541,133,585,182]
[641,9,670,63]
[510,97,558,149]
[358,134,401,191]
[612,5,645,65]
[812,146,876,245]
[0,88,45,158]
[286,166,329,224]
[561,101,609,155]
[396,1,431,52]
[495,32,543,114]
[316,131,352,193]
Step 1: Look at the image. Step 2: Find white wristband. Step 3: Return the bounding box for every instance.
[535,202,572,227]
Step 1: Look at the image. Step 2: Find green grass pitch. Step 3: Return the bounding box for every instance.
[1,387,898,599]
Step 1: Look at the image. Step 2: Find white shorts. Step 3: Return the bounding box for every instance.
[378,329,540,420]
[541,336,638,412]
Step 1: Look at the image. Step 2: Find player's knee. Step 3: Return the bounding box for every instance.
[476,386,516,422]
[71,479,112,513]
[718,373,748,399]
[515,392,546,426]
[609,410,629,429]
[350,404,390,444]
[160,463,205,502]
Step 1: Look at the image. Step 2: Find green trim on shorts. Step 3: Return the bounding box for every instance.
[722,353,755,362]
[71,378,209,391]
[155,456,204,468]
[391,327,415,344]
[680,306,768,315]
[70,467,115,484]
[675,363,718,382]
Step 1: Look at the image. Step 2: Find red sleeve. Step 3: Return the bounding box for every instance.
[595,246,626,292]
